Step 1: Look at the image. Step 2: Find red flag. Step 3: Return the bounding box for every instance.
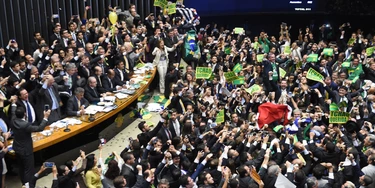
[257,103,290,129]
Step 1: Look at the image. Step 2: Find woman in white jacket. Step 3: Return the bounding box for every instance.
[152,40,176,94]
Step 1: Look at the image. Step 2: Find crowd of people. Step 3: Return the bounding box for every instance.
[0,1,374,188]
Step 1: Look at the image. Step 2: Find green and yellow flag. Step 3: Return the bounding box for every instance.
[307,54,318,62]
[224,71,238,82]
[216,110,225,123]
[256,54,264,63]
[245,84,261,95]
[279,67,287,78]
[233,63,243,73]
[284,45,291,55]
[167,3,177,14]
[347,64,363,80]
[329,103,339,111]
[306,68,324,84]
[233,76,245,85]
[323,48,334,56]
[224,47,231,55]
[329,111,350,124]
[234,27,244,34]
[196,67,212,79]
[366,47,374,57]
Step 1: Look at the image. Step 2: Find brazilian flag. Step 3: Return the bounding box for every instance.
[347,64,363,80]
[183,30,200,62]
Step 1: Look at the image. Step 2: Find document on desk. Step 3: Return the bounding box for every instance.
[85,105,105,114]
[115,93,129,99]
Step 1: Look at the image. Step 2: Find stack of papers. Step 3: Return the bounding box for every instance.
[85,105,105,114]
[104,96,116,102]
[115,93,129,99]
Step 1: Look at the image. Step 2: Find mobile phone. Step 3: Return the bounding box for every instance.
[52,14,59,19]
[11,40,16,43]
[44,104,50,111]
[100,138,106,145]
[44,162,55,168]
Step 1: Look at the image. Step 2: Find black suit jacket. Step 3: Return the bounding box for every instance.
[11,105,48,155]
[78,65,91,80]
[121,165,137,187]
[93,74,107,93]
[168,117,182,138]
[157,127,173,144]
[114,68,130,83]
[66,96,89,117]
[84,85,102,103]
[137,121,163,148]
[102,76,124,92]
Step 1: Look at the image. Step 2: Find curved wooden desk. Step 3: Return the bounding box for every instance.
[9,69,156,152]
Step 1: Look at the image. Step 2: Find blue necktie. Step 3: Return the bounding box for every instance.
[26,101,32,123]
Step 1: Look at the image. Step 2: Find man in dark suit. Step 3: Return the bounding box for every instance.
[9,61,25,82]
[49,25,62,46]
[16,88,37,124]
[103,69,125,92]
[93,66,107,93]
[121,152,137,187]
[157,120,173,145]
[66,87,89,117]
[137,110,167,148]
[168,109,183,138]
[114,60,130,83]
[164,66,178,99]
[91,48,110,75]
[37,75,65,125]
[30,32,42,53]
[10,99,51,185]
[144,13,157,37]
[262,54,280,94]
[84,76,106,103]
[164,29,179,65]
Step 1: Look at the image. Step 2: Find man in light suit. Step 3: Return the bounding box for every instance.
[10,97,51,185]
[66,87,89,117]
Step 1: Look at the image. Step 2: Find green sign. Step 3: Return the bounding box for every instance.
[347,38,355,46]
[256,54,264,63]
[342,61,351,68]
[329,111,350,124]
[323,48,333,56]
[366,47,374,57]
[167,3,176,14]
[196,67,212,79]
[224,71,238,82]
[253,42,259,50]
[233,63,243,73]
[306,68,324,83]
[307,54,318,62]
[216,109,225,123]
[224,47,231,55]
[245,84,261,95]
[233,76,245,85]
[154,0,167,7]
[234,27,244,34]
[284,45,291,55]
[279,67,286,78]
